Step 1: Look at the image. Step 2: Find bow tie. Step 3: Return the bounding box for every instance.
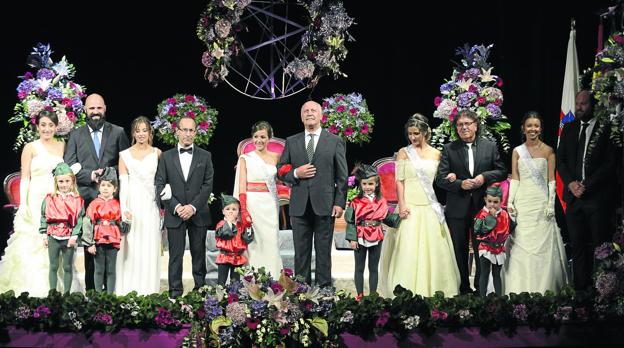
[179,147,193,155]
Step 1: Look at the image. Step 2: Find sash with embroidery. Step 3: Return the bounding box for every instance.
[405,146,445,224]
[516,144,548,197]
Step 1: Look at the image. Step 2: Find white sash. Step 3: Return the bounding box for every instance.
[516,144,548,197]
[233,152,279,210]
[405,146,446,224]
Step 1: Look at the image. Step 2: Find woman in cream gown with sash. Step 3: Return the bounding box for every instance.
[503,112,568,294]
[383,115,460,297]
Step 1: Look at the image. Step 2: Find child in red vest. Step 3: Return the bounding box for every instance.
[40,162,84,293]
[474,183,511,297]
[344,164,400,300]
[214,194,253,286]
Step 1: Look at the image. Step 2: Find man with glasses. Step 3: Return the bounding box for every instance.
[436,110,507,295]
[155,117,214,298]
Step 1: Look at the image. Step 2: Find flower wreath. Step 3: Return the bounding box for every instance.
[321,92,375,145]
[196,0,354,87]
[582,32,624,159]
[152,94,218,147]
[9,43,87,151]
[431,44,511,152]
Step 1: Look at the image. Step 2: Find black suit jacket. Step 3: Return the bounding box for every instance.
[435,137,507,219]
[64,122,129,203]
[155,146,214,228]
[556,119,616,206]
[278,129,348,216]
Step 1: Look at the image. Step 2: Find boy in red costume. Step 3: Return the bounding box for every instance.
[82,167,125,294]
[40,162,85,293]
[473,183,512,297]
[214,194,253,286]
[344,164,400,300]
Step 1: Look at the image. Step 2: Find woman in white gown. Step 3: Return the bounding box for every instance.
[116,116,162,295]
[383,114,460,297]
[0,110,82,297]
[234,121,283,278]
[503,111,568,294]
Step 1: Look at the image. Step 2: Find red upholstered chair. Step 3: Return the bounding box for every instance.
[3,171,21,213]
[236,137,290,229]
[372,156,398,213]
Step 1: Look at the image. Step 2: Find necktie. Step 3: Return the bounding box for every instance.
[576,122,589,180]
[467,143,474,176]
[179,147,193,155]
[93,130,101,159]
[306,134,315,162]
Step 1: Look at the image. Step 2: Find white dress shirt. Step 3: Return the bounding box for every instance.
[294,128,322,179]
[177,144,194,181]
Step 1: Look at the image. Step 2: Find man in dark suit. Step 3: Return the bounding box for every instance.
[557,90,617,291]
[64,93,129,291]
[435,110,507,294]
[155,117,213,298]
[277,100,348,286]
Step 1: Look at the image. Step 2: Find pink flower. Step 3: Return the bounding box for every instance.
[18,91,27,100]
[246,318,260,329]
[477,96,486,105]
[23,72,33,80]
[493,99,503,106]
[349,108,358,116]
[279,326,290,335]
[434,96,442,107]
[30,116,37,124]
[496,78,504,87]
[336,95,344,101]
[322,101,329,109]
[227,293,239,303]
[198,105,207,112]
[185,95,196,103]
[321,115,328,123]
[329,124,338,134]
[167,98,176,105]
[185,111,196,119]
[336,105,346,113]
[171,122,177,130]
[67,111,76,121]
[282,268,294,277]
[614,34,624,45]
[431,308,448,321]
[468,85,478,93]
[62,98,73,107]
[270,282,284,294]
[348,175,356,186]
[168,106,178,116]
[449,107,458,121]
[199,121,210,130]
[361,124,369,134]
[343,127,353,136]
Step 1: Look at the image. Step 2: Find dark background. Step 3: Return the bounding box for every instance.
[0,0,615,242]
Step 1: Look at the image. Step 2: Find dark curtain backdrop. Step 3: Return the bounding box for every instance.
[0,0,613,239]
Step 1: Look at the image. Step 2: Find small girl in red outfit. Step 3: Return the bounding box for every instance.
[344,164,400,300]
[82,167,125,294]
[474,183,511,298]
[215,194,253,286]
[40,162,84,294]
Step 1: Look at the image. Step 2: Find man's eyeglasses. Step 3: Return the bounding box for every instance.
[456,121,476,129]
[178,128,196,134]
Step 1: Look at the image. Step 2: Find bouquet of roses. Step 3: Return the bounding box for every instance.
[321,92,375,145]
[9,43,87,151]
[152,94,218,147]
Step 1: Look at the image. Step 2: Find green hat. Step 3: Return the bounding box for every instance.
[220,193,239,209]
[486,184,503,198]
[98,167,118,186]
[353,163,378,181]
[52,162,73,176]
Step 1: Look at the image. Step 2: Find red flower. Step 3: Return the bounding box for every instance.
[168,106,178,116]
[493,99,503,106]
[614,34,624,45]
[171,122,177,130]
[246,318,260,329]
[321,115,328,123]
[198,105,207,112]
[227,293,239,303]
[279,326,290,335]
[167,98,176,105]
[329,124,338,134]
[343,127,353,136]
[199,121,210,130]
[431,308,448,321]
[496,78,504,87]
[449,107,458,122]
[468,85,478,93]
[62,98,73,107]
[185,95,196,103]
[434,96,442,107]
[282,268,294,277]
[336,105,346,113]
[477,96,486,105]
[336,95,344,101]
[67,112,76,121]
[349,108,358,116]
[322,101,329,109]
[361,124,369,134]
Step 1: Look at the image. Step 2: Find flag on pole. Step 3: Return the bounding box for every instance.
[557,20,579,212]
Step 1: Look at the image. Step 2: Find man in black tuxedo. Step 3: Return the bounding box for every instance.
[64,93,129,291]
[155,117,213,298]
[435,110,507,294]
[278,100,348,286]
[557,90,617,291]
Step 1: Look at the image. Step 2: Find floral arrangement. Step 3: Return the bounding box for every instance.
[431,44,511,152]
[152,94,218,147]
[321,92,375,144]
[593,227,624,317]
[196,0,354,87]
[9,43,87,151]
[186,267,339,347]
[582,32,624,156]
